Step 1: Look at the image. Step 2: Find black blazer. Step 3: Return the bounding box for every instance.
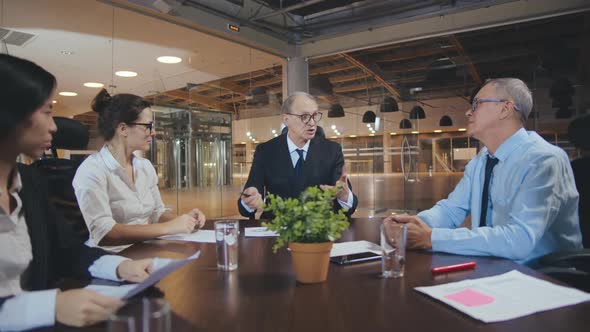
[0,164,107,306]
[238,134,358,219]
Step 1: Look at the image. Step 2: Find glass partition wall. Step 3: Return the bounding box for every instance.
[6,0,587,219]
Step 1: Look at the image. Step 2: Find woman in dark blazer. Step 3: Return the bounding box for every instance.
[0,54,153,330]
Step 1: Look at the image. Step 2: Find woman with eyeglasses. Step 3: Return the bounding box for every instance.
[0,54,156,330]
[73,89,206,252]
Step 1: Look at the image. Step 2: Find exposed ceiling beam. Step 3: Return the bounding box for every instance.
[341,53,401,99]
[449,35,482,85]
[162,90,232,111]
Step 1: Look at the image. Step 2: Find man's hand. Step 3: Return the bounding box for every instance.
[188,208,206,228]
[241,186,263,210]
[55,289,123,327]
[320,165,350,202]
[116,258,154,283]
[384,214,433,249]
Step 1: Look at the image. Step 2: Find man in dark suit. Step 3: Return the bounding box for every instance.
[238,92,358,219]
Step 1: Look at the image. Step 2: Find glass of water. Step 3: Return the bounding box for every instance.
[380,222,407,278]
[108,298,171,332]
[215,220,239,271]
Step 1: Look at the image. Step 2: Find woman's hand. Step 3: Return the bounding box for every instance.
[55,289,124,327]
[165,214,197,235]
[116,258,154,282]
[188,208,206,228]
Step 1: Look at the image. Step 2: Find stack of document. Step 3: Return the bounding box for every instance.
[415,270,590,322]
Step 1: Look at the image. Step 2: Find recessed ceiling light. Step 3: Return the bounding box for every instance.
[458,128,467,132]
[434,130,442,133]
[83,82,104,88]
[157,56,182,64]
[52,100,57,104]
[59,91,77,97]
[115,71,138,77]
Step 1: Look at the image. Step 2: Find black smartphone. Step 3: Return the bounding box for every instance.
[330,252,382,265]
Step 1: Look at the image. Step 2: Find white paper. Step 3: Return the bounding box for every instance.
[86,251,201,300]
[245,227,279,237]
[159,230,216,243]
[415,270,590,323]
[330,240,382,257]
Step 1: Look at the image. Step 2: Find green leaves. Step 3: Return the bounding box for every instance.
[262,186,349,253]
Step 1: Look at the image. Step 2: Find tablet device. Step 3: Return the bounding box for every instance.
[330,252,382,265]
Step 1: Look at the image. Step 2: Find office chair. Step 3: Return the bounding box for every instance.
[32,117,90,240]
[536,114,590,292]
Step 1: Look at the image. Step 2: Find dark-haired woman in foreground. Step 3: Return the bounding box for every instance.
[0,54,154,330]
[73,89,206,252]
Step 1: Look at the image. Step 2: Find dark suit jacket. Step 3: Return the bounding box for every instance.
[238,134,358,219]
[0,164,107,306]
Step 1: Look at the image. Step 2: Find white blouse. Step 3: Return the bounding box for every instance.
[73,146,168,252]
[0,170,32,298]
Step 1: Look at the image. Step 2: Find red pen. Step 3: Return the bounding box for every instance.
[431,261,477,274]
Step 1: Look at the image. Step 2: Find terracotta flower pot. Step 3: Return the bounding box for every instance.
[288,242,333,283]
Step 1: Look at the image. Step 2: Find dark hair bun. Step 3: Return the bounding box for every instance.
[91,88,112,113]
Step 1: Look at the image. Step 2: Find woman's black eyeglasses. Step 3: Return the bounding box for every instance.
[128,122,154,132]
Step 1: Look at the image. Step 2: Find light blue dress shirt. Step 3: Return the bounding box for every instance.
[417,128,582,264]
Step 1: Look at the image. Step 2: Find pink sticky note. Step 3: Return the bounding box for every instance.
[444,288,495,307]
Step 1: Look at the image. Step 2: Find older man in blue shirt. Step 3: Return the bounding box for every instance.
[385,78,582,264]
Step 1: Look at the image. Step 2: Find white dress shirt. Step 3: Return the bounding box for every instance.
[0,169,128,331]
[73,146,168,253]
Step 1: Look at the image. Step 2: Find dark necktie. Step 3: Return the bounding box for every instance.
[294,149,305,176]
[479,156,499,227]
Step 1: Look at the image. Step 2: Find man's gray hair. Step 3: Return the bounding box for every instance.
[281,91,317,114]
[484,78,533,125]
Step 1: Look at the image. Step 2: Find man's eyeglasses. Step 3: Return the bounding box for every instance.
[471,98,520,113]
[285,112,322,124]
[129,122,154,132]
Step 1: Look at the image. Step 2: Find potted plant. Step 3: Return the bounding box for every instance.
[262,185,349,283]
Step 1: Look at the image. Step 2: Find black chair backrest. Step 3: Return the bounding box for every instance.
[32,117,90,239]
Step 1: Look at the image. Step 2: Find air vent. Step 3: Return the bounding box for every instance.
[0,28,36,46]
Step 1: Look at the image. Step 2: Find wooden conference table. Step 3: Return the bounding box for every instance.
[64,218,590,331]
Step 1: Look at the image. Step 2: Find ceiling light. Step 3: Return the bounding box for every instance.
[115,71,138,77]
[366,124,371,127]
[328,103,345,118]
[369,134,375,136]
[362,111,376,123]
[380,96,399,112]
[331,125,336,130]
[390,132,397,135]
[83,82,104,88]
[439,115,453,127]
[458,128,467,132]
[52,100,57,104]
[271,129,276,134]
[349,135,357,138]
[157,56,182,64]
[246,131,251,137]
[59,91,77,97]
[331,136,338,139]
[411,131,419,134]
[434,130,442,133]
[240,141,246,144]
[274,134,278,137]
